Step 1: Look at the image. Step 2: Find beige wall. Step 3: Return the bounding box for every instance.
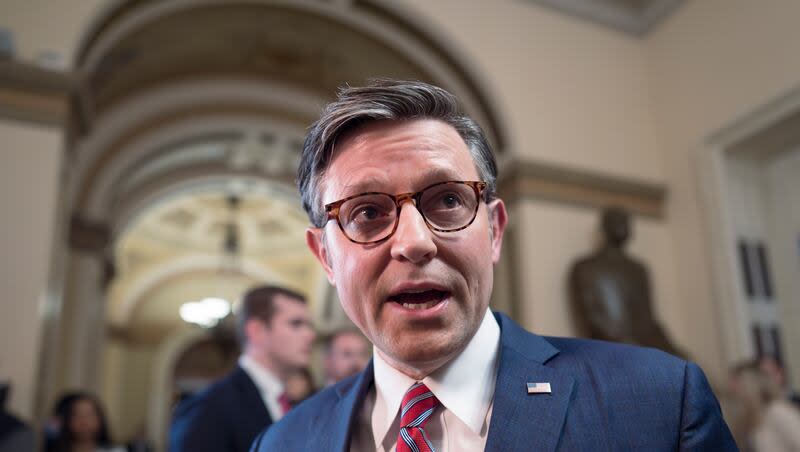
[102,338,158,442]
[115,343,156,441]
[402,0,664,183]
[0,0,106,66]
[646,0,800,381]
[0,120,62,419]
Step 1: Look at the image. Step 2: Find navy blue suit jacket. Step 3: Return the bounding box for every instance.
[251,312,737,451]
[170,365,273,452]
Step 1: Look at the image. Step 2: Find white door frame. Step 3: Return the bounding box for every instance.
[698,85,800,366]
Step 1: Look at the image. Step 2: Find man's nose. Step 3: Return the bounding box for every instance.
[389,201,436,263]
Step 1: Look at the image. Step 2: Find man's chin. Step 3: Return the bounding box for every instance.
[293,357,312,368]
[378,339,461,372]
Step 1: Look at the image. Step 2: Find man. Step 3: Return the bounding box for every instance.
[251,80,736,451]
[170,285,314,452]
[0,382,35,452]
[0,411,34,452]
[324,329,371,386]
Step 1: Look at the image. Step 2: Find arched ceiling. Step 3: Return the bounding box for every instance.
[108,185,325,342]
[124,270,257,343]
[71,0,506,152]
[117,190,308,261]
[82,3,430,116]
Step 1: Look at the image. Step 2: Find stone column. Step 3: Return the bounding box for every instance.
[55,216,112,394]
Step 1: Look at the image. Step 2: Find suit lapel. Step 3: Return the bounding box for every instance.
[231,366,274,450]
[485,313,575,452]
[306,361,375,452]
[305,313,573,451]
[233,366,272,423]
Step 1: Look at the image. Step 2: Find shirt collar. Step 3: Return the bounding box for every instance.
[238,354,284,398]
[372,309,500,443]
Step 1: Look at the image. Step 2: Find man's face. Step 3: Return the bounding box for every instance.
[307,119,507,374]
[325,332,371,383]
[259,295,315,370]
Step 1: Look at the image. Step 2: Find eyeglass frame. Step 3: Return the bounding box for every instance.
[323,180,488,245]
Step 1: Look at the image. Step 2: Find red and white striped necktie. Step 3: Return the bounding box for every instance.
[396,382,440,452]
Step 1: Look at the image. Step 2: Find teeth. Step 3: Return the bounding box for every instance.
[401,300,439,310]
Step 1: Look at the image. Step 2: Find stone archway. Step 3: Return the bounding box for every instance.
[69,0,506,152]
[38,0,509,434]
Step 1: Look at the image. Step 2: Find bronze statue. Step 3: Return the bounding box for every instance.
[569,207,686,358]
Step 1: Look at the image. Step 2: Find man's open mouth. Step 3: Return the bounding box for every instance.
[388,289,448,310]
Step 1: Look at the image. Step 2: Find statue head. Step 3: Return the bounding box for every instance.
[601,206,631,248]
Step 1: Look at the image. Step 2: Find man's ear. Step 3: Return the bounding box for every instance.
[487,199,508,265]
[306,227,336,285]
[244,318,266,344]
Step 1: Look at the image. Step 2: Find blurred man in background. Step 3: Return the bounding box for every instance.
[0,382,34,452]
[323,329,370,386]
[169,285,315,452]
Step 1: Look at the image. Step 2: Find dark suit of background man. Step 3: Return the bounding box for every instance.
[250,79,737,451]
[170,285,315,452]
[0,383,35,452]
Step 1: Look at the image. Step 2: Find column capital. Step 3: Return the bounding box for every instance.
[68,215,110,254]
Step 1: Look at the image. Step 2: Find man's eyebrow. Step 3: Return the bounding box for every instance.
[341,176,391,195]
[417,167,463,184]
[338,168,466,197]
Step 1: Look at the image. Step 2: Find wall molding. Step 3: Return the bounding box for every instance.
[498,158,668,219]
[0,60,71,126]
[524,0,684,37]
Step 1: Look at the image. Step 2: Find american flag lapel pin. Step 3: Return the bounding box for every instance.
[527,382,552,394]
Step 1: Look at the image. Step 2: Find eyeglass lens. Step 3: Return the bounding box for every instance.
[337,182,479,243]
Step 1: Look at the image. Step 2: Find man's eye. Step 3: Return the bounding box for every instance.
[431,192,465,210]
[357,206,379,219]
[441,193,463,208]
[348,204,389,223]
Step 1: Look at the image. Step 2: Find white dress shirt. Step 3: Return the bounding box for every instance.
[238,355,286,422]
[350,309,501,451]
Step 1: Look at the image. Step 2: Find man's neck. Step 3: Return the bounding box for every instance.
[243,349,287,381]
[375,347,461,381]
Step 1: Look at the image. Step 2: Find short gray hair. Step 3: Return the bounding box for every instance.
[297,79,498,227]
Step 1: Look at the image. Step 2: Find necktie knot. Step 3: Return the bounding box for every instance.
[278,392,292,415]
[397,382,440,452]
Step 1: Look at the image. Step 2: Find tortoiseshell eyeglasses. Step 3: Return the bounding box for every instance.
[324,180,487,244]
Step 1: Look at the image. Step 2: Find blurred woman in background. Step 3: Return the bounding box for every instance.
[51,392,124,452]
[730,361,800,451]
[284,368,316,407]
